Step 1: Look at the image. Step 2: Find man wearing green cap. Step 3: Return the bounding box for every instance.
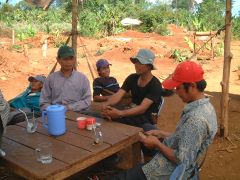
[102,49,165,132]
[40,45,91,111]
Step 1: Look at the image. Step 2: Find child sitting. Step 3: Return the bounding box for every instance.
[93,59,120,102]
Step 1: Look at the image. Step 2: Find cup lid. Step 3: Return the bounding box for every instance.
[46,105,65,111]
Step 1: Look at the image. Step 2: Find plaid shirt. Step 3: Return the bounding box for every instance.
[0,90,10,129]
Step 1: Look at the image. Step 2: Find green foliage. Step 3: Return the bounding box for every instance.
[95,47,112,56]
[171,0,195,11]
[0,1,71,40]
[233,17,240,39]
[184,37,194,50]
[195,0,225,31]
[138,5,172,35]
[53,35,68,48]
[214,42,224,57]
[155,23,170,36]
[16,25,36,41]
[0,0,239,40]
[11,44,22,51]
[170,49,191,63]
[191,17,206,31]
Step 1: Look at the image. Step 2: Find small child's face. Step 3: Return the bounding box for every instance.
[98,66,110,77]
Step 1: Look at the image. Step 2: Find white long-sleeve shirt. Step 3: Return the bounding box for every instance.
[40,70,91,112]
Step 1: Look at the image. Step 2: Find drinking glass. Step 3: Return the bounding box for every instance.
[27,111,38,133]
[35,142,53,164]
[92,125,103,145]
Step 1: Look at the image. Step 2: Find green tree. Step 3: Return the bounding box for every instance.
[195,0,225,31]
[171,0,196,11]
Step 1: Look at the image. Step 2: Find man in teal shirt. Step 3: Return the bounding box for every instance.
[9,75,46,115]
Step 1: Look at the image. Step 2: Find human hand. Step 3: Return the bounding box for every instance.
[104,106,123,119]
[145,130,161,137]
[101,106,112,121]
[140,135,160,149]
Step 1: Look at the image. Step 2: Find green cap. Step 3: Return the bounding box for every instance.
[130,49,157,70]
[57,45,76,59]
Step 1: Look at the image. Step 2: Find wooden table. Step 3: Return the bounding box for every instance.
[1,111,142,179]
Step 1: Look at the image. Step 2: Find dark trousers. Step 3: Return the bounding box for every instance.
[104,164,147,180]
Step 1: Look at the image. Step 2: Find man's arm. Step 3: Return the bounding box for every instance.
[93,95,109,102]
[120,97,152,117]
[141,135,177,164]
[104,97,153,119]
[145,129,173,139]
[104,89,126,106]
[104,74,135,106]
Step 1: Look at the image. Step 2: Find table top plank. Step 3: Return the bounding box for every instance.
[1,137,67,179]
[4,125,92,165]
[17,122,111,153]
[65,111,142,143]
[65,120,129,145]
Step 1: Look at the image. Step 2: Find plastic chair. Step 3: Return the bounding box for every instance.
[157,97,165,117]
[170,164,186,180]
[170,150,207,180]
[151,97,165,124]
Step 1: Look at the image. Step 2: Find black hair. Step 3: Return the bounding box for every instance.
[182,80,207,92]
[161,89,174,97]
[147,64,154,70]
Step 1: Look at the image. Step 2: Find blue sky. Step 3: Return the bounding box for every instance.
[2,0,240,16]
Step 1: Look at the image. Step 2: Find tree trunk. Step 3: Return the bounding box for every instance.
[72,0,78,69]
[220,0,232,137]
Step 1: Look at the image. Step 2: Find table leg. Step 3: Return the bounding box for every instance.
[116,142,141,170]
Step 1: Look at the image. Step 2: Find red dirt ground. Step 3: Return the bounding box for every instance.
[0,24,240,179]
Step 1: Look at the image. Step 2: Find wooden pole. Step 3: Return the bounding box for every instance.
[72,0,78,69]
[220,0,232,137]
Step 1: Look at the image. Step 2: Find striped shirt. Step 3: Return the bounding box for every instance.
[93,77,120,96]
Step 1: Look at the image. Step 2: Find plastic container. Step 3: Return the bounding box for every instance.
[77,117,87,129]
[86,117,96,131]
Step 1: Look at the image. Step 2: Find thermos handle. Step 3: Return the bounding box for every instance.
[41,110,48,129]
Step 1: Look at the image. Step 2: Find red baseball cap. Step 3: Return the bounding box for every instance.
[162,61,204,89]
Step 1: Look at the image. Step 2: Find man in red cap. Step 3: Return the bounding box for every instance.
[107,61,218,180]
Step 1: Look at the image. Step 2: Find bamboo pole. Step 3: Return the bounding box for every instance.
[220,0,232,137]
[72,0,78,69]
